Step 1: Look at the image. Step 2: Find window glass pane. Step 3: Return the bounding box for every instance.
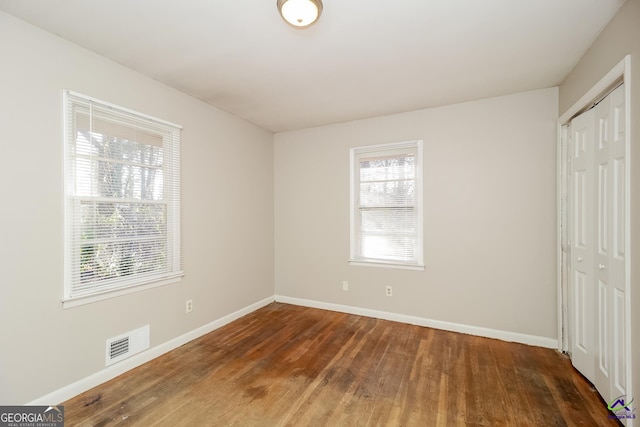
[91,159,163,200]
[360,234,416,261]
[359,181,415,207]
[76,110,164,148]
[79,239,168,284]
[360,208,416,233]
[359,155,415,182]
[77,132,163,167]
[80,202,167,240]
[79,200,168,286]
[74,131,164,201]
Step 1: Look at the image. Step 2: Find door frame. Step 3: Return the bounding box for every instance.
[557,54,632,412]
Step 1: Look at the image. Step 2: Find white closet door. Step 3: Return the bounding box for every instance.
[593,88,612,401]
[569,84,627,409]
[608,85,627,401]
[570,108,595,382]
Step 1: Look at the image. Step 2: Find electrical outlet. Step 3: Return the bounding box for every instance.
[385,286,393,297]
[186,299,193,313]
[342,281,349,291]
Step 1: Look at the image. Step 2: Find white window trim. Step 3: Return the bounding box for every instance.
[62,90,183,308]
[349,140,424,270]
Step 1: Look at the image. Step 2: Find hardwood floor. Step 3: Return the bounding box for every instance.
[63,303,619,426]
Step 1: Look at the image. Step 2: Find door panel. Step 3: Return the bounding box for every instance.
[574,271,589,353]
[614,288,626,395]
[613,289,626,395]
[614,159,625,259]
[575,170,588,247]
[593,91,612,401]
[598,163,608,255]
[598,280,609,377]
[570,108,595,381]
[609,85,626,401]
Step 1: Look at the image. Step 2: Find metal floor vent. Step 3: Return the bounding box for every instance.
[106,325,150,366]
[109,337,129,359]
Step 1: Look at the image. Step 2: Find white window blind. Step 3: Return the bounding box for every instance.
[63,91,183,303]
[350,140,424,269]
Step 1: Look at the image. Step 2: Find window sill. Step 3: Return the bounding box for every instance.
[62,274,183,309]
[348,260,425,271]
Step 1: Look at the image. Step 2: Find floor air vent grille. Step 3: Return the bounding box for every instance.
[109,337,130,360]
[105,325,150,366]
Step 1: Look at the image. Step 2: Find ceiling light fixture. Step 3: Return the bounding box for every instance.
[277,0,323,28]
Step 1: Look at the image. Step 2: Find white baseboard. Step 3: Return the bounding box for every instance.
[27,296,275,405]
[275,295,558,349]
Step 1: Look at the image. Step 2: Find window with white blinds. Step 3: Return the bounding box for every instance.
[63,91,183,305]
[350,140,424,269]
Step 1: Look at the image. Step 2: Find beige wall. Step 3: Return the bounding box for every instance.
[0,12,274,404]
[275,88,558,340]
[559,0,640,409]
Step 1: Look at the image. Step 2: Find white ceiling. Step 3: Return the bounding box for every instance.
[0,0,626,132]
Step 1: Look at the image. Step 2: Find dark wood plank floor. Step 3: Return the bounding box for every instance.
[63,303,619,426]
